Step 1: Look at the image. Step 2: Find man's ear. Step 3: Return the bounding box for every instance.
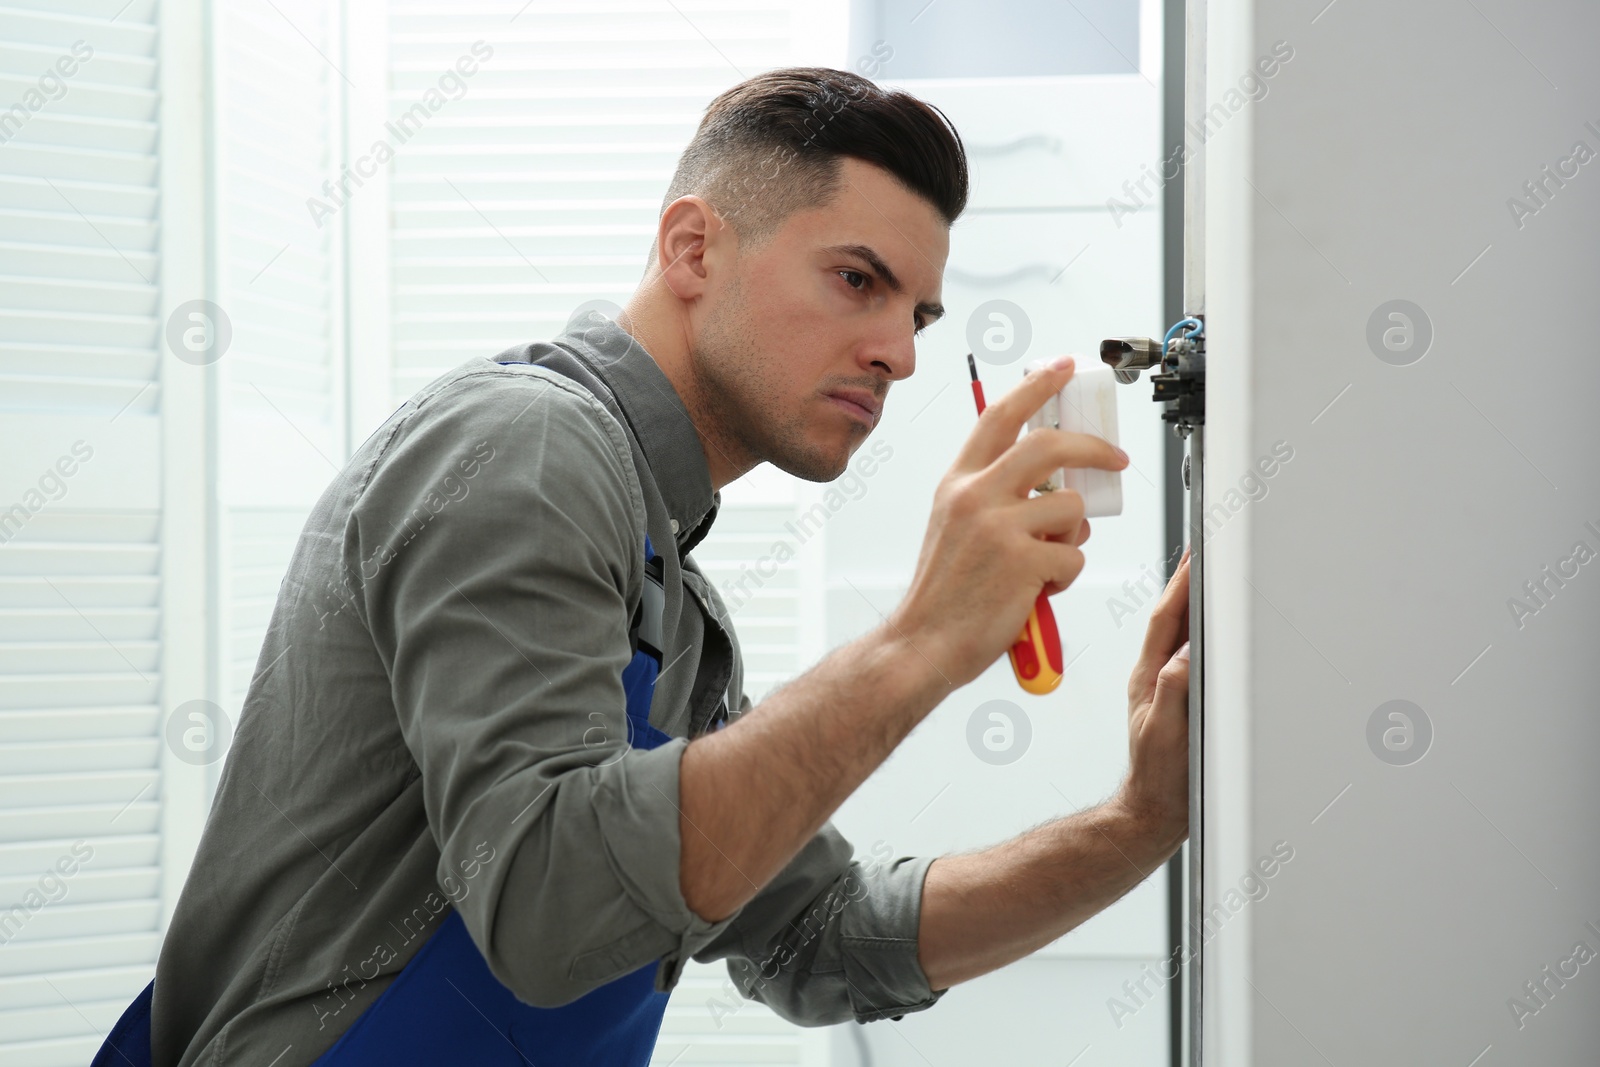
[655,195,731,302]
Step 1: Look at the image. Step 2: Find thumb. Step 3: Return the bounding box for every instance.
[1153,641,1191,708]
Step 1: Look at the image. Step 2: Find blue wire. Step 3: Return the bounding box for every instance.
[1162,316,1204,349]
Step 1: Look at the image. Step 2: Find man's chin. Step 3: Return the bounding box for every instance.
[768,440,855,483]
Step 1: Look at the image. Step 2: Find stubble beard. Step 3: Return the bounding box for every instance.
[689,286,851,483]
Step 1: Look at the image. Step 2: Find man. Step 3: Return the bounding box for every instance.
[139,66,1190,1066]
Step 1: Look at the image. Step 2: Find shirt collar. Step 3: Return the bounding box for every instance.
[557,315,720,554]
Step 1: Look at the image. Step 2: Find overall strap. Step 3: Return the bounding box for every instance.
[630,535,666,661]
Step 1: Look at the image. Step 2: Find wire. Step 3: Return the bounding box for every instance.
[1162,316,1204,350]
[849,1021,875,1067]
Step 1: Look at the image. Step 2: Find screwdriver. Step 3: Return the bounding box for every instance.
[967,353,1065,696]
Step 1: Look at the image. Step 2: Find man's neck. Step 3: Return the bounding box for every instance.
[618,295,752,491]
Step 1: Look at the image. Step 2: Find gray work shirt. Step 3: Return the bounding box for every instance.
[151,319,943,1067]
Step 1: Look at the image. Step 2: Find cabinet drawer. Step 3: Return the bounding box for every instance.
[889,76,1160,209]
[942,207,1160,373]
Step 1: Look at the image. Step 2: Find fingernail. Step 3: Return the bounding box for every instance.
[1175,640,1191,659]
[1114,446,1129,464]
[1049,355,1075,371]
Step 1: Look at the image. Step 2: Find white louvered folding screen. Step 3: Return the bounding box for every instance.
[690,473,826,705]
[387,3,783,401]
[381,4,837,1061]
[0,1,166,1063]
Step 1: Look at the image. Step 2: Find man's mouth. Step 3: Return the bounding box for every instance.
[824,389,881,426]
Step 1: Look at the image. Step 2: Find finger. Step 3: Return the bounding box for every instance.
[1137,552,1191,669]
[1148,640,1192,725]
[989,428,1128,495]
[1133,637,1190,720]
[953,356,1077,471]
[1040,516,1090,546]
[1031,540,1086,596]
[1127,558,1190,705]
[1015,487,1085,539]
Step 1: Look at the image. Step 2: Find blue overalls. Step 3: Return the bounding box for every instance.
[94,537,677,1067]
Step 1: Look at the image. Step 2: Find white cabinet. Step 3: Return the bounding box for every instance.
[825,70,1170,1067]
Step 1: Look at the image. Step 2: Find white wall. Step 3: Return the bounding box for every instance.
[1203,0,1600,1062]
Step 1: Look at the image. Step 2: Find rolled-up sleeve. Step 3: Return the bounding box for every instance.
[691,734,947,1026]
[350,368,736,1007]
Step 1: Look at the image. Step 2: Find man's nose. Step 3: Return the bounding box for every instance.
[860,327,916,382]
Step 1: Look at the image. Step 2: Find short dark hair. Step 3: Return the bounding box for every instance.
[655,67,968,256]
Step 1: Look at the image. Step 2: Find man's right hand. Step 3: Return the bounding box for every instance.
[886,356,1129,691]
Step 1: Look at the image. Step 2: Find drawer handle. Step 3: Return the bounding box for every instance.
[946,263,1064,287]
[968,133,1063,157]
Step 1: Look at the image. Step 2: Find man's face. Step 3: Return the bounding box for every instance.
[689,157,950,482]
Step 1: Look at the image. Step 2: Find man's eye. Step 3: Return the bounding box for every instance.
[839,269,868,290]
